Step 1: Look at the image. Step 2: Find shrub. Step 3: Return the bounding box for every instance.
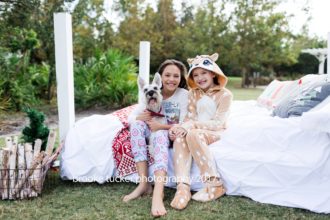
[0,49,39,111]
[74,49,138,109]
[22,108,50,151]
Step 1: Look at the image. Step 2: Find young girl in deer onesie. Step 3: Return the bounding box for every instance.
[170,53,233,210]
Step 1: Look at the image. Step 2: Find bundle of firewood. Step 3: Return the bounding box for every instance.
[0,130,60,200]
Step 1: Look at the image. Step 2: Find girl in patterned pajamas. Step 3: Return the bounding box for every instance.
[170,53,233,210]
[123,59,188,217]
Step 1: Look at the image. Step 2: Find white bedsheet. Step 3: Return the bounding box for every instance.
[61,115,123,183]
[210,101,330,213]
[61,101,330,213]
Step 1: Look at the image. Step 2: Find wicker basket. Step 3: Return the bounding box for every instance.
[0,131,61,200]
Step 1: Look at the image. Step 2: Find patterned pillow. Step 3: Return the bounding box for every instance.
[273,82,330,118]
[257,80,292,109]
[271,80,297,108]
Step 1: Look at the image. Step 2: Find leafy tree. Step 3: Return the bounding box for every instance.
[113,0,182,72]
[0,28,41,111]
[0,0,74,101]
[174,0,232,72]
[231,0,296,87]
[72,0,115,61]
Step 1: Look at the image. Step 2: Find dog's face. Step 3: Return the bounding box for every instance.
[138,72,163,112]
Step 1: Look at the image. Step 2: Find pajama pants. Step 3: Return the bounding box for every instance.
[173,129,222,184]
[130,120,170,173]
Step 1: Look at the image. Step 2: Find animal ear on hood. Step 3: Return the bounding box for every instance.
[138,76,146,90]
[187,58,194,65]
[152,72,162,88]
[210,53,219,62]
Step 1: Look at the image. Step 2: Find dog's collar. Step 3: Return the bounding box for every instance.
[147,108,165,117]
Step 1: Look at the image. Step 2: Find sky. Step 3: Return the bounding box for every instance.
[103,0,330,40]
[278,0,330,39]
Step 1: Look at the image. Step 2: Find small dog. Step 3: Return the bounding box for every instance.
[135,72,166,155]
[137,72,164,118]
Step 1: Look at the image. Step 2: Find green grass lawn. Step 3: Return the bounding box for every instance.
[0,176,328,220]
[227,77,264,100]
[0,80,329,219]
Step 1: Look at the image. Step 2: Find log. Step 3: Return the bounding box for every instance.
[24,143,35,197]
[42,131,57,165]
[8,142,17,199]
[12,152,46,197]
[5,137,12,150]
[0,150,3,198]
[1,149,10,199]
[46,141,63,167]
[30,139,42,196]
[34,139,42,157]
[3,137,13,198]
[17,144,26,199]
[30,151,46,194]
[45,130,57,156]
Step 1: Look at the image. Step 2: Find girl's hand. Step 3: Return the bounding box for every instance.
[169,126,178,140]
[170,126,187,138]
[146,119,163,132]
[136,110,152,122]
[169,130,176,141]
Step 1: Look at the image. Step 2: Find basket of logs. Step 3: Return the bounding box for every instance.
[0,130,61,200]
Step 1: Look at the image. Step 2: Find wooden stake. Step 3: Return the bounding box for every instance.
[17,144,26,199]
[24,143,37,197]
[8,142,18,199]
[42,131,57,166]
[0,150,3,198]
[34,139,42,156]
[12,152,45,197]
[5,137,12,150]
[1,149,10,199]
[30,151,46,194]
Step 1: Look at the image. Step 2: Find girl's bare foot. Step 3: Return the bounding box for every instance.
[151,191,167,217]
[123,183,152,202]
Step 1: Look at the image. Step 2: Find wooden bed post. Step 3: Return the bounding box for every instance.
[54,13,75,142]
[327,32,330,79]
[138,41,150,103]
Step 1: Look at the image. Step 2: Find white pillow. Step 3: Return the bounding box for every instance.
[300,101,330,133]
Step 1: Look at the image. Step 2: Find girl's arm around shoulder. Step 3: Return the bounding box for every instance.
[176,88,189,123]
[180,89,198,131]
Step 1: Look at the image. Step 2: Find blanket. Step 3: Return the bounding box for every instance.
[111,105,154,177]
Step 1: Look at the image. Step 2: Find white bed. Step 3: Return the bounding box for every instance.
[209,100,330,213]
[61,98,330,214]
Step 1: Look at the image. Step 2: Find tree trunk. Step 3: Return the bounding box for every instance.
[241,67,247,88]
